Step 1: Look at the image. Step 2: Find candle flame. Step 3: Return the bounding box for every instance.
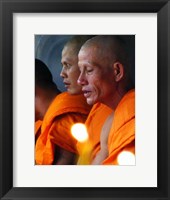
[71,123,88,142]
[117,151,135,165]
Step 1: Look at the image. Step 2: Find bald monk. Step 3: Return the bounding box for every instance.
[77,35,135,165]
[35,59,91,165]
[61,35,94,95]
[60,36,113,164]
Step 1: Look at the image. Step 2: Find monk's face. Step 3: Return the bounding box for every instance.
[78,45,117,106]
[61,45,82,95]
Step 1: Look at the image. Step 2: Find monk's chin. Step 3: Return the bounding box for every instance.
[86,98,97,106]
[67,88,82,95]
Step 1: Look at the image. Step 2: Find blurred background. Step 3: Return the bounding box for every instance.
[35,35,135,92]
[35,35,73,92]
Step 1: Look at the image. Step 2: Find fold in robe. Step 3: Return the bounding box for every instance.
[77,103,112,164]
[35,120,42,142]
[35,92,92,165]
[102,89,135,165]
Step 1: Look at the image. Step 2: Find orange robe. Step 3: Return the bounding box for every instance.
[102,89,135,165]
[35,120,42,142]
[35,92,91,165]
[77,103,112,164]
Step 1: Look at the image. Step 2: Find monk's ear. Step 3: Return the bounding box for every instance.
[113,62,124,82]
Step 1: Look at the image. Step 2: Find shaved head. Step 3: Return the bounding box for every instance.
[61,35,95,95]
[77,35,134,109]
[63,35,95,55]
[81,35,129,69]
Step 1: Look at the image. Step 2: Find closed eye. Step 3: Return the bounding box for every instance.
[86,68,93,74]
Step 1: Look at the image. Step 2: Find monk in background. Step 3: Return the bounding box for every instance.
[35,59,91,165]
[60,35,113,164]
[77,35,135,165]
[61,35,94,95]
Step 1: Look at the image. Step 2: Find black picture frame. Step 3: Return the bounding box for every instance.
[0,0,169,199]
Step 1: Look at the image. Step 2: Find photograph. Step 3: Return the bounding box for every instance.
[34,35,135,166]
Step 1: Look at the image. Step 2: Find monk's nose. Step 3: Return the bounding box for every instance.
[77,73,87,86]
[60,68,67,78]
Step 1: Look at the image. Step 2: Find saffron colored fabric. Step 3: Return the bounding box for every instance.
[102,89,135,165]
[77,103,113,164]
[35,92,91,165]
[35,120,42,142]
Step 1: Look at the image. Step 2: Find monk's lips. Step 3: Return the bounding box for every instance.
[83,91,91,98]
[64,82,70,88]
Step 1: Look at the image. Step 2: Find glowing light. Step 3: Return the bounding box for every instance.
[117,151,135,165]
[71,123,88,142]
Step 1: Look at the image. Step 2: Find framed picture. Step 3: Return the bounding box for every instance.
[0,0,169,199]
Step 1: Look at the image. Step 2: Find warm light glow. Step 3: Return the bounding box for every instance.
[71,123,88,142]
[117,151,135,165]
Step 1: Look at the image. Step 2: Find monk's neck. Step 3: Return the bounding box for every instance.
[104,89,128,111]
